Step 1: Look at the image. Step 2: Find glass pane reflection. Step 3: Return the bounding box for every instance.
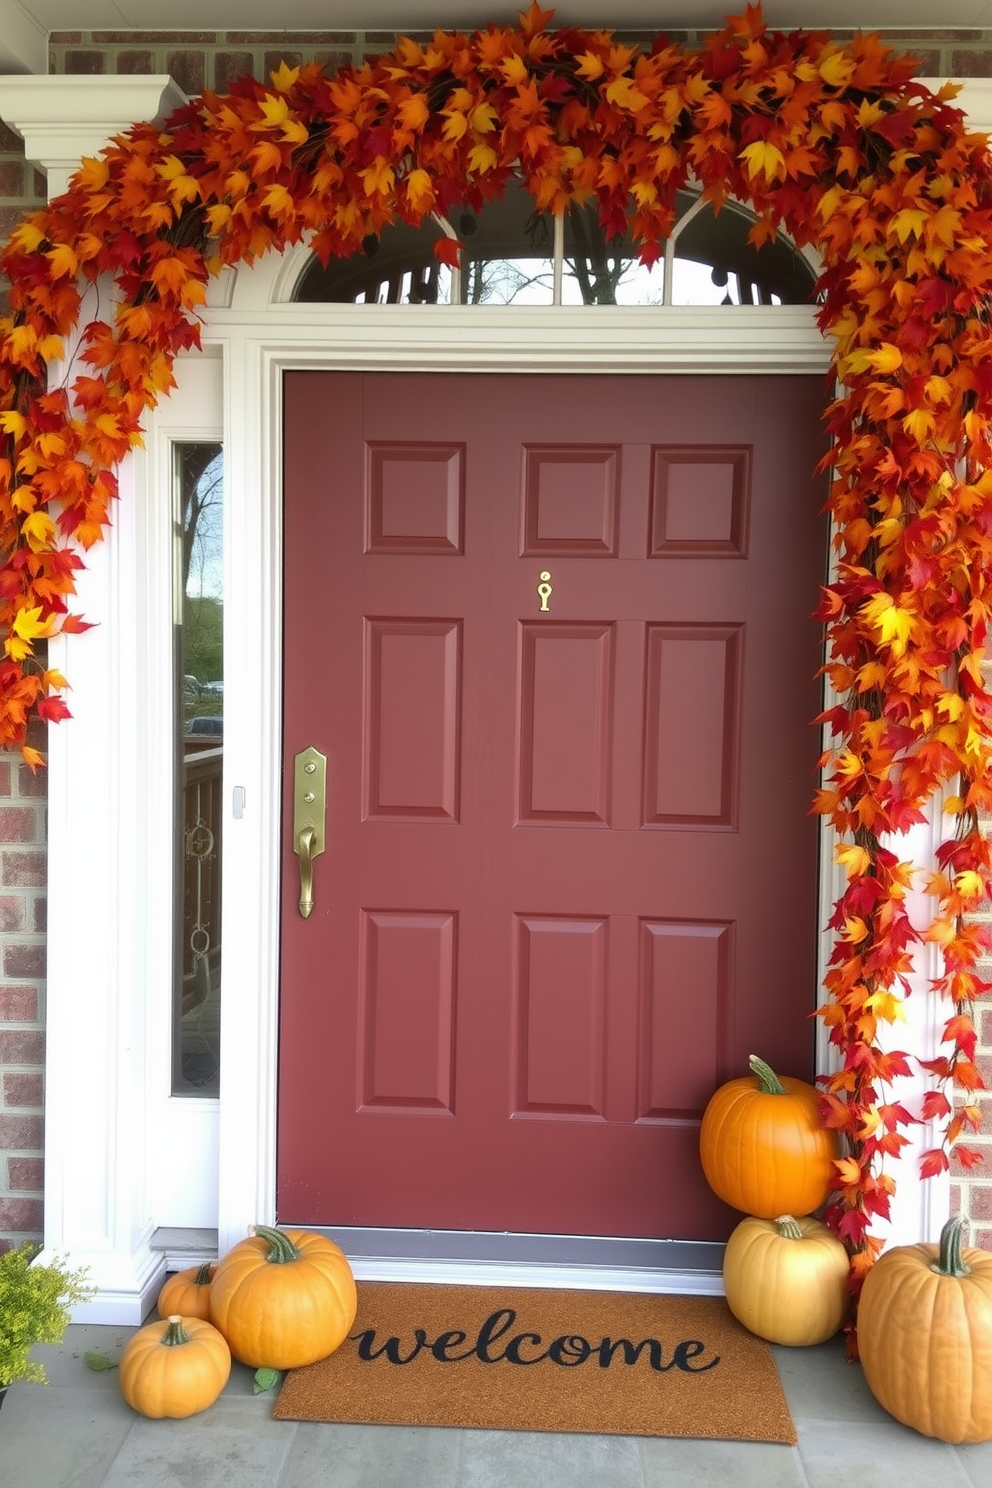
[173,443,223,1097]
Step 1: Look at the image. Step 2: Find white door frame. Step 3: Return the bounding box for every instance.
[6,74,986,1323]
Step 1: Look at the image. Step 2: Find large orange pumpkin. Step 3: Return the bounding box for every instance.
[119,1314,231,1418]
[209,1224,358,1370]
[857,1216,992,1443]
[699,1054,837,1218]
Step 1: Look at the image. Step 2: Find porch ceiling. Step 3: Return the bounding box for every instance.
[4,1,992,81]
[12,0,992,34]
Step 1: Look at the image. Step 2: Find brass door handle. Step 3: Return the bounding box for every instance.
[293,747,326,918]
[297,825,316,918]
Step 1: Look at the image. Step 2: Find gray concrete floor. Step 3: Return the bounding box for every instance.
[2,1319,991,1487]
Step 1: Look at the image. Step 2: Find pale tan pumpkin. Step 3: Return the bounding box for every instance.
[723,1214,850,1346]
[119,1315,231,1419]
[857,1216,992,1443]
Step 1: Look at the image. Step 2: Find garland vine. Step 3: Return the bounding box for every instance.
[1,2,991,1287]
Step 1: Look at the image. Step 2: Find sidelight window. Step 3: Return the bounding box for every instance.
[172,442,224,1097]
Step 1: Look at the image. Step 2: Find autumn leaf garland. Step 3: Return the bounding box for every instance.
[2,2,992,1280]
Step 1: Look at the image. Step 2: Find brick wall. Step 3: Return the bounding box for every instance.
[0,750,46,1252]
[1,23,991,1253]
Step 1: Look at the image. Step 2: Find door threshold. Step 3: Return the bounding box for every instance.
[283,1227,726,1296]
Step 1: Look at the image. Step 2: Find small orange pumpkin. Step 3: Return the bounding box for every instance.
[119,1314,231,1418]
[857,1216,992,1443]
[209,1224,358,1370]
[157,1261,216,1321]
[699,1054,837,1218]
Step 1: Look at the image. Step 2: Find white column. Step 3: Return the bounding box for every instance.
[0,76,185,1322]
[0,76,187,199]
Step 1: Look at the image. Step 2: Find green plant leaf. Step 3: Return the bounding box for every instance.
[84,1351,117,1371]
[252,1367,283,1394]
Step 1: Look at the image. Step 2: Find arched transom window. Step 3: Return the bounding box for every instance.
[295,181,816,307]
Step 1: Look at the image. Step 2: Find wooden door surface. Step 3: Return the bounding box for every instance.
[278,370,826,1241]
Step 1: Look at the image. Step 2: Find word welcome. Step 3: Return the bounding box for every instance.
[351,1307,721,1373]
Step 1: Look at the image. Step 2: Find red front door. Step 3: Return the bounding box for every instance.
[278,371,826,1241]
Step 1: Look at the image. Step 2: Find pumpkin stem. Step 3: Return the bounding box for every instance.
[251,1223,303,1264]
[930,1215,972,1278]
[748,1054,787,1095]
[162,1316,191,1347]
[193,1262,214,1286]
[774,1215,804,1240]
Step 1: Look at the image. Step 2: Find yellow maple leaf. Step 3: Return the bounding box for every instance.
[467,143,498,175]
[270,59,300,92]
[575,50,605,80]
[605,76,649,113]
[21,510,56,553]
[835,842,872,877]
[403,168,435,213]
[889,208,928,243]
[819,50,856,88]
[902,407,935,443]
[740,140,786,183]
[955,869,986,901]
[860,592,916,654]
[46,243,79,280]
[865,342,902,373]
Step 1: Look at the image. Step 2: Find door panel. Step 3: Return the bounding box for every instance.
[279,371,826,1241]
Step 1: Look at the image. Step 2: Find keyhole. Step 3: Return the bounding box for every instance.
[537,571,552,612]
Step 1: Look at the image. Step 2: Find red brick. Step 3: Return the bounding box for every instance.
[952,49,992,76]
[0,760,11,795]
[167,50,206,96]
[2,944,45,979]
[1,851,45,887]
[7,1156,42,1191]
[91,30,217,43]
[3,1072,42,1108]
[0,808,36,844]
[33,897,46,934]
[214,51,255,89]
[968,1184,992,1220]
[63,51,107,74]
[0,161,24,196]
[225,30,356,43]
[0,1031,44,1064]
[0,986,37,1021]
[0,896,23,932]
[0,1197,43,1231]
[0,1114,43,1149]
[16,763,46,797]
[981,1007,992,1046]
[975,1227,992,1250]
[116,50,156,74]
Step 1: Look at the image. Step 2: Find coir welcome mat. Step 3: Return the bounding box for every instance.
[273,1282,797,1443]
